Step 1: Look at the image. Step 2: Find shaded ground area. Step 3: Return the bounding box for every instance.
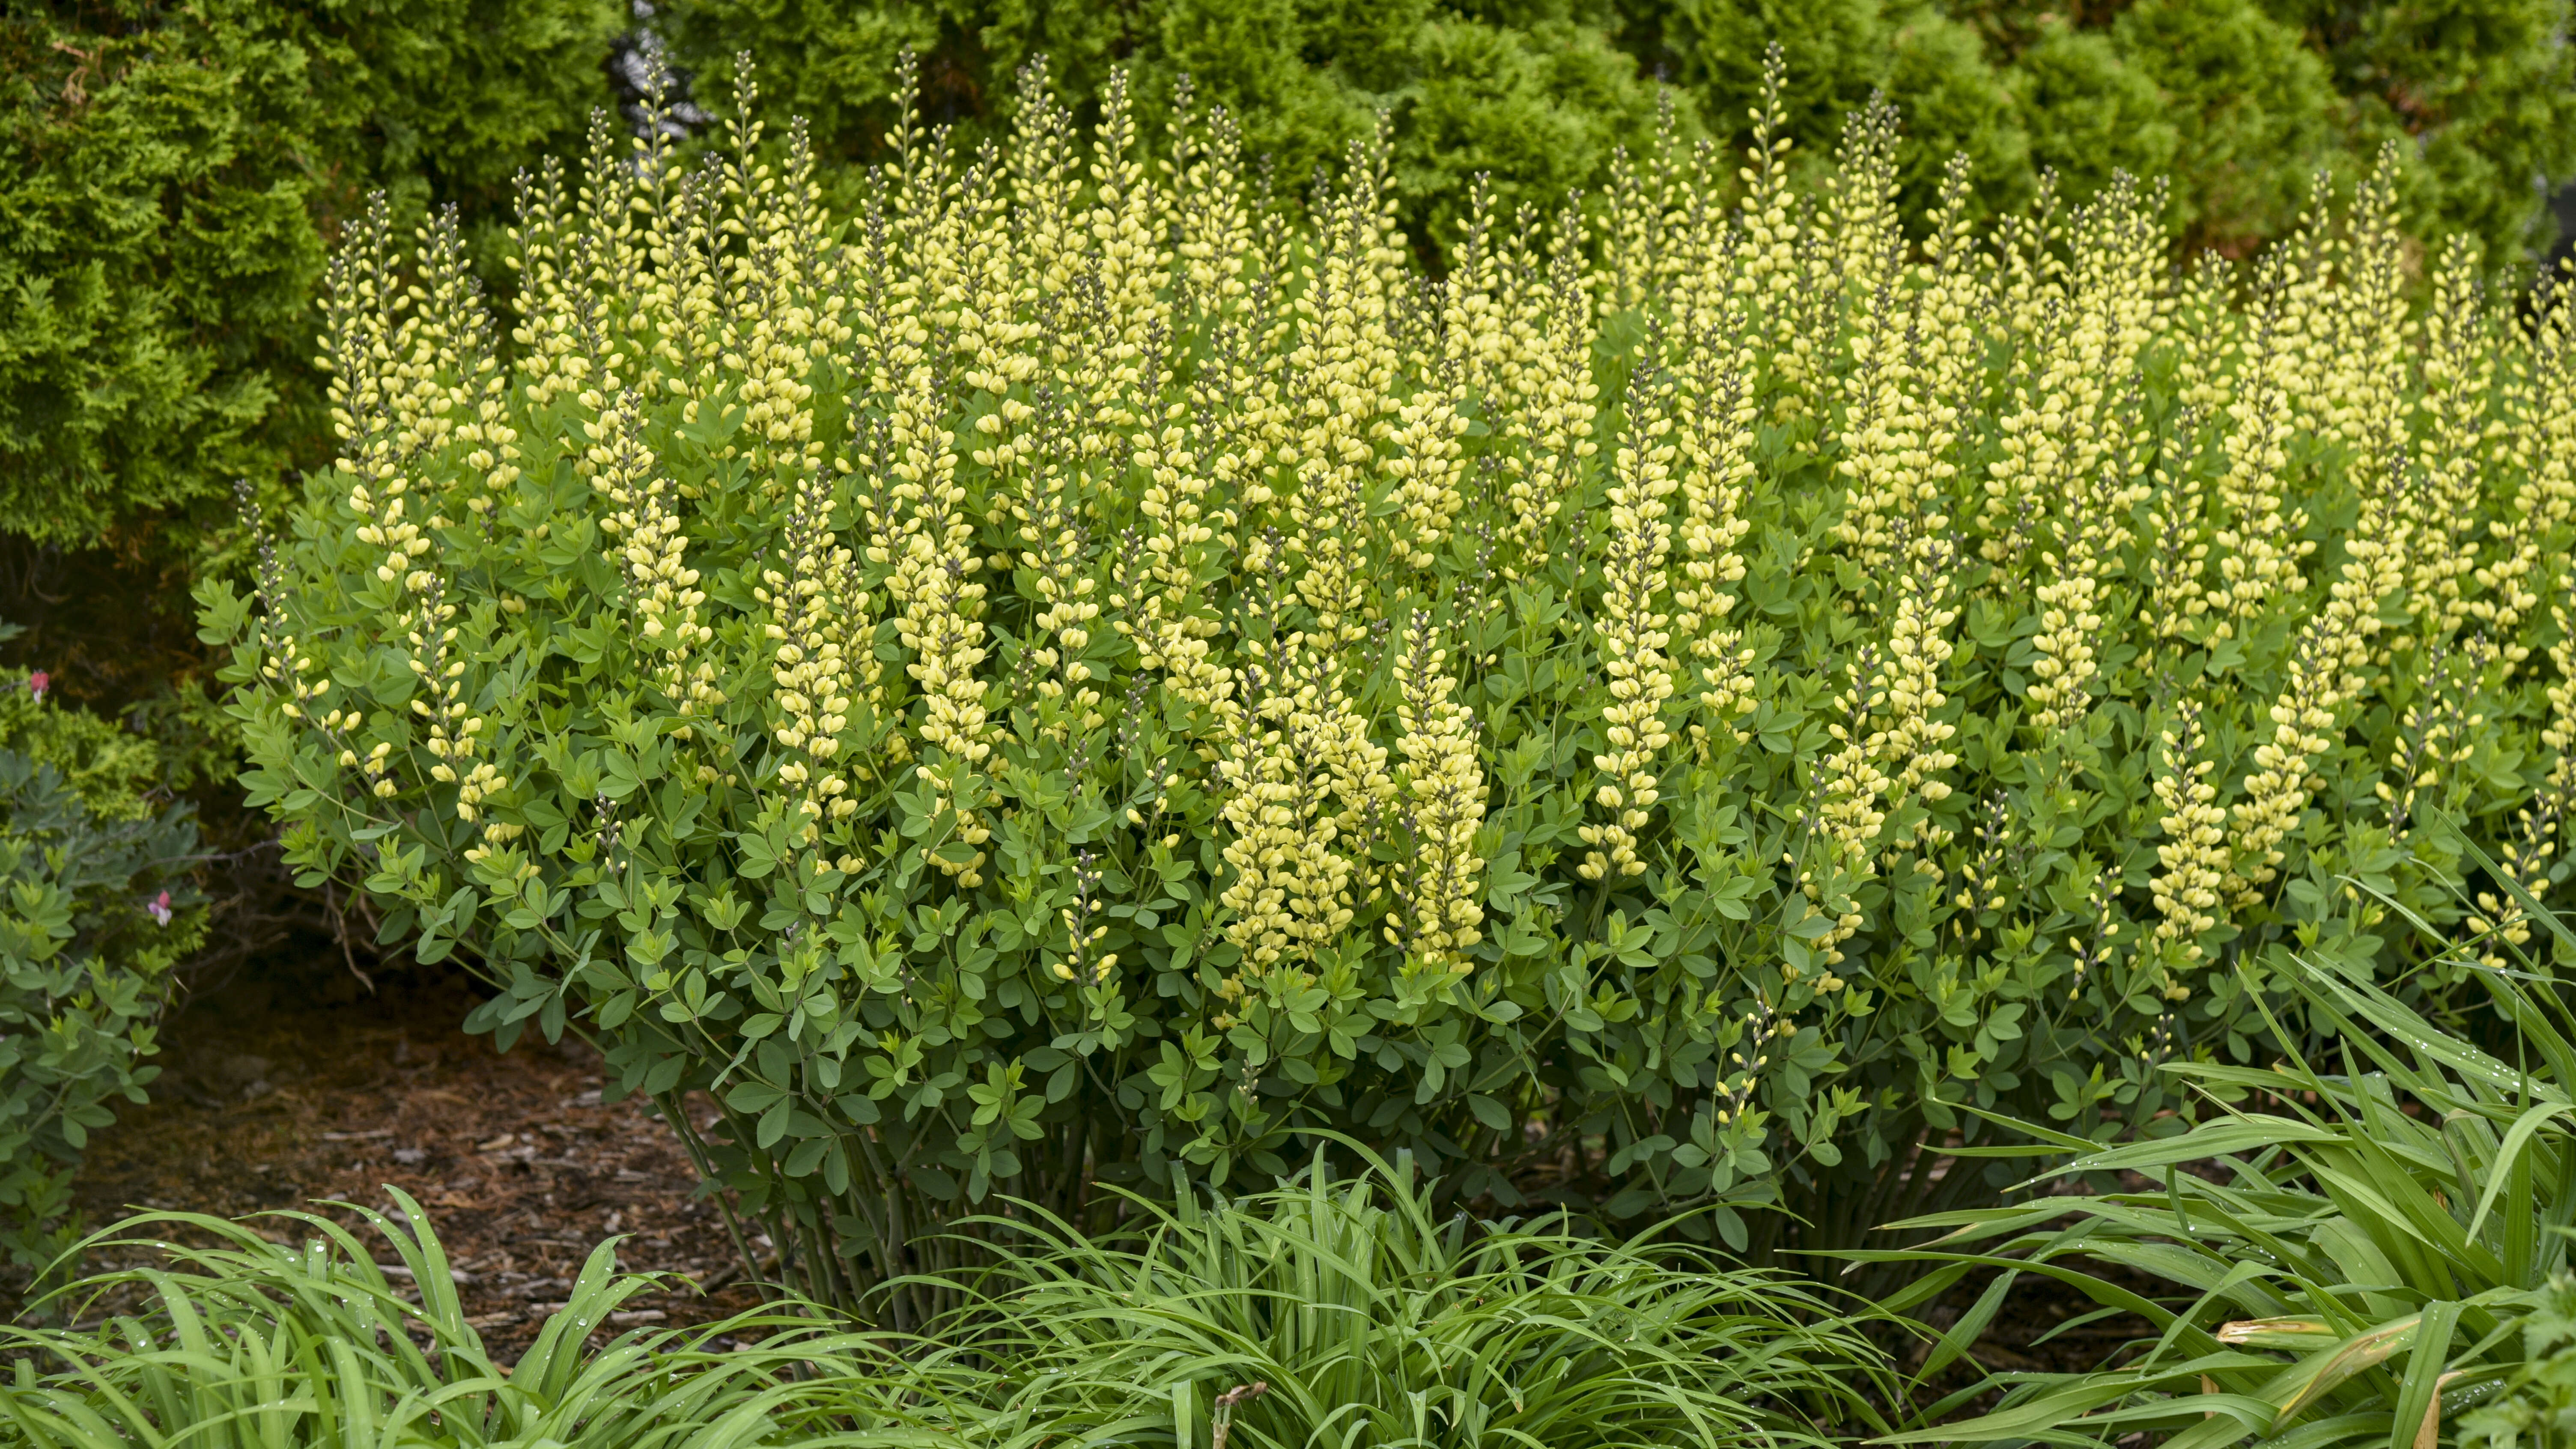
[1901,1255,2174,1412]
[68,968,767,1357]
[1940,1265,2168,1379]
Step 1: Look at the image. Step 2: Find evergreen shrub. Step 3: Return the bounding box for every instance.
[666,0,2576,259]
[658,0,1680,253]
[0,0,625,547]
[213,55,2576,1314]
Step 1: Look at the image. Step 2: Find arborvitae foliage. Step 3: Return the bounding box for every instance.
[2271,0,2576,261]
[667,0,2576,260]
[1933,0,2576,256]
[656,0,1681,253]
[0,0,625,548]
[4,6,325,545]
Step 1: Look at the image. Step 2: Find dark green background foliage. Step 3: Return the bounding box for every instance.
[667,0,2576,258]
[658,0,1676,251]
[0,0,625,549]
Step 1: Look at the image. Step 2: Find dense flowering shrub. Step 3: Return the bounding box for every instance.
[0,642,202,1279]
[215,53,2576,1311]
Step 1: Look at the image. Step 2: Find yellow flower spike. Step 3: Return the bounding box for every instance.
[1578,365,1682,883]
[1388,609,1488,966]
[1668,328,1759,737]
[2147,703,2230,968]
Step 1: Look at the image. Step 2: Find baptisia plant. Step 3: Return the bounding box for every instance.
[215,64,1669,1322]
[215,47,2576,1319]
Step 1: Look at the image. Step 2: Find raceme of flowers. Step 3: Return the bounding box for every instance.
[215,49,2576,1309]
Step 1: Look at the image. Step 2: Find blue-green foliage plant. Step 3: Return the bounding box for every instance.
[209,38,2576,1324]
[0,632,201,1284]
[211,28,2576,1309]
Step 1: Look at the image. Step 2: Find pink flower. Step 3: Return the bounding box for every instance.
[146,891,173,927]
[26,671,47,702]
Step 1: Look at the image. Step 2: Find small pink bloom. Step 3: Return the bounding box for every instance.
[146,890,173,927]
[26,671,47,702]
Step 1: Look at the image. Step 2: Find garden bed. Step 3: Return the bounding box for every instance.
[66,967,766,1356]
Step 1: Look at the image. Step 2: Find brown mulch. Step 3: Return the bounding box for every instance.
[65,968,770,1359]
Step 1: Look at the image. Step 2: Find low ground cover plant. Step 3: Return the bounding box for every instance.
[0,633,201,1284]
[1866,854,2576,1449]
[909,1145,1892,1448]
[214,43,2576,1316]
[0,1163,1893,1448]
[0,1187,888,1448]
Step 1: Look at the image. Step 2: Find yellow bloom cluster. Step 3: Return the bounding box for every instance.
[1496,217,1601,574]
[1874,537,1963,812]
[756,469,870,843]
[2147,704,2228,978]
[2020,192,2160,731]
[322,206,518,840]
[1667,327,1758,733]
[2227,616,2360,907]
[592,397,722,722]
[1578,369,1680,882]
[1816,659,1894,880]
[1215,637,1382,975]
[1388,610,1488,968]
[1283,137,1404,644]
